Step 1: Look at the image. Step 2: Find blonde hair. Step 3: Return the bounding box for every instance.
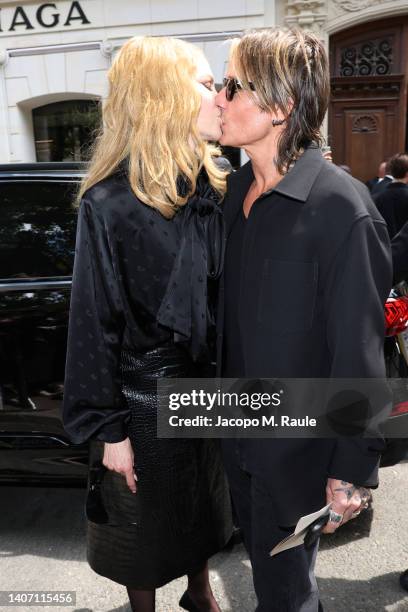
[77,36,226,217]
[230,28,330,173]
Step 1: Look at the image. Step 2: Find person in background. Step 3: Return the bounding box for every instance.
[215,27,392,612]
[366,160,387,193]
[371,159,394,196]
[374,153,408,239]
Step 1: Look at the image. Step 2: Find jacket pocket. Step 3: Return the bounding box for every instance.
[257,259,318,333]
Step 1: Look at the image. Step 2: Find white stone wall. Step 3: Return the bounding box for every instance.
[326,0,408,35]
[3,1,407,162]
[1,46,109,161]
[279,0,408,39]
[0,0,271,162]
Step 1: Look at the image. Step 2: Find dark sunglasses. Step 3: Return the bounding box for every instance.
[222,77,255,101]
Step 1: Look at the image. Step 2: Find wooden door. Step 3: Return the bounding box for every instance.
[345,109,385,180]
[329,18,408,182]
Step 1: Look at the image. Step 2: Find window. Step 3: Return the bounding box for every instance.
[33,100,100,162]
[0,181,78,278]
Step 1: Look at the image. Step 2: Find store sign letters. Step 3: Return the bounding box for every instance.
[0,2,90,32]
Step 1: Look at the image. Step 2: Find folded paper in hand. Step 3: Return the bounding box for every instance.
[270,503,332,557]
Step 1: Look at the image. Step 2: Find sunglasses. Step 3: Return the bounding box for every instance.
[222,77,255,101]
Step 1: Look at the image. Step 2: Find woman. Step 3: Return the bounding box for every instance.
[62,36,232,612]
[215,28,391,611]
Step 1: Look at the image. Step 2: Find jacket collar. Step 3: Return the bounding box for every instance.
[388,181,408,188]
[224,143,324,235]
[272,143,324,202]
[231,142,324,201]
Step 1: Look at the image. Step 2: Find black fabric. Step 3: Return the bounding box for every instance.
[156,175,224,362]
[62,167,233,590]
[391,219,408,283]
[217,144,393,525]
[366,176,379,193]
[86,343,232,589]
[222,208,246,377]
[374,182,408,239]
[222,439,321,612]
[371,175,392,197]
[62,170,224,444]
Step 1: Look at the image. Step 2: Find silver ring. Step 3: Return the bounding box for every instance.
[351,510,361,518]
[329,510,343,524]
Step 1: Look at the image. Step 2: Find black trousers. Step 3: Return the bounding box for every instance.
[222,439,322,612]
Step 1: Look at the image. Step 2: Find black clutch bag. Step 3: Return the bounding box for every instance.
[85,444,141,527]
[86,463,110,524]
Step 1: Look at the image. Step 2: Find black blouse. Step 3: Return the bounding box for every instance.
[62,169,224,445]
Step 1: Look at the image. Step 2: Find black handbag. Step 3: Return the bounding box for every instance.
[85,443,141,526]
[86,463,110,524]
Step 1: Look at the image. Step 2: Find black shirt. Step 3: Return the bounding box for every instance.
[62,170,224,445]
[222,208,246,377]
[216,144,393,513]
[218,147,392,381]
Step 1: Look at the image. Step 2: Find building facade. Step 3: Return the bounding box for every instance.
[0,0,407,180]
[0,0,269,163]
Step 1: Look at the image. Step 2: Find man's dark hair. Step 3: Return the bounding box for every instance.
[389,154,408,179]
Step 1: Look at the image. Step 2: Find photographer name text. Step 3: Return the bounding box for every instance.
[168,415,317,428]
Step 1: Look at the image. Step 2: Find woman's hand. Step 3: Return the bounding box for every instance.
[102,437,137,493]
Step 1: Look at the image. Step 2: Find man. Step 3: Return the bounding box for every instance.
[370,160,393,196]
[374,153,408,239]
[215,28,392,611]
[366,160,387,193]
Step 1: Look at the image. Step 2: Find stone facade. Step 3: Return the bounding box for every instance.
[0,0,266,162]
[281,0,408,38]
[2,1,408,163]
[284,0,328,38]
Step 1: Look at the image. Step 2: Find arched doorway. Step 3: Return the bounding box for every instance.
[32,99,100,162]
[328,17,408,182]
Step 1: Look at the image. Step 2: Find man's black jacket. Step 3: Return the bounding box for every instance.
[371,175,393,197]
[391,219,408,283]
[374,182,408,239]
[217,145,392,525]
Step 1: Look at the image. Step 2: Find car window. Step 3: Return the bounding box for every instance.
[0,181,78,278]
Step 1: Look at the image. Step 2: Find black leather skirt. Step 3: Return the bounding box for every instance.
[86,344,233,589]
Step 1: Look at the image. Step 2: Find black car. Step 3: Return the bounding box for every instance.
[0,163,406,486]
[0,163,88,484]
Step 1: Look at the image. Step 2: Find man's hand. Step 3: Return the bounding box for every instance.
[322,478,370,534]
[102,437,137,494]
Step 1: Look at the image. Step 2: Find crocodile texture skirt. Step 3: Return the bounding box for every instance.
[86,344,233,589]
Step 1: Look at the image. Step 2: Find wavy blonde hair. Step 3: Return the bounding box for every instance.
[77,36,227,217]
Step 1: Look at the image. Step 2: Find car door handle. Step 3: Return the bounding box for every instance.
[0,277,72,292]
